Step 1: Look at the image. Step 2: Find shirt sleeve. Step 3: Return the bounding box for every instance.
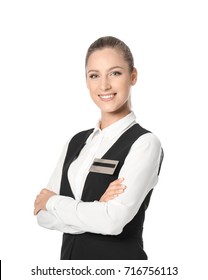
[36,139,85,234]
[46,140,69,193]
[37,210,85,234]
[44,133,162,235]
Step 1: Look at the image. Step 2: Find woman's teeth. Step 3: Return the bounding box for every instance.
[100,94,114,99]
[99,93,116,101]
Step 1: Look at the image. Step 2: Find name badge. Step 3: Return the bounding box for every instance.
[89,158,119,175]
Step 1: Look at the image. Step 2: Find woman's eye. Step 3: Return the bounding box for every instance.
[111,71,122,76]
[89,74,98,79]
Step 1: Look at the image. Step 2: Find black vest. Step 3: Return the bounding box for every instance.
[60,123,152,260]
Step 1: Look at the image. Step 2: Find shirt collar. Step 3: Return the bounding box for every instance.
[91,112,136,141]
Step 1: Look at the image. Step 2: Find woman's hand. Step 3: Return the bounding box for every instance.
[34,188,56,215]
[99,178,126,202]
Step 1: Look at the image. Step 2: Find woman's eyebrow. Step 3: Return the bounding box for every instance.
[87,69,99,74]
[87,66,125,74]
[108,66,125,71]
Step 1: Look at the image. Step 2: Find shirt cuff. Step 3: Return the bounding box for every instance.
[46,195,62,211]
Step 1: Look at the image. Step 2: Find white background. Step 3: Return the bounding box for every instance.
[0,0,208,279]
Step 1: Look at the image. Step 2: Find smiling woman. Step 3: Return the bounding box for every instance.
[85,37,137,129]
[34,36,164,260]
[86,48,137,129]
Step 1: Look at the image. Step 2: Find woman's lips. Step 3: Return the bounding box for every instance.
[99,93,116,101]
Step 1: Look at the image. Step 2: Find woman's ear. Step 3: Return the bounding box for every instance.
[131,67,138,85]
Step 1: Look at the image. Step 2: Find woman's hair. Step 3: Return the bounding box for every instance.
[85,36,134,73]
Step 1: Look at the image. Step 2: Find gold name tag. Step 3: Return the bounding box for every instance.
[89,158,119,175]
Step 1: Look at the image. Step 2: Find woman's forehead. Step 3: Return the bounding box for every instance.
[86,48,127,69]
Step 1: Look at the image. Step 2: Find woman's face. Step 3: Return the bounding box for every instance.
[86,48,137,116]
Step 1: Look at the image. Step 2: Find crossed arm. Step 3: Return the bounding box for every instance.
[34,178,126,215]
[34,133,162,235]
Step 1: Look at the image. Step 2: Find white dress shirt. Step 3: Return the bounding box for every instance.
[37,112,162,235]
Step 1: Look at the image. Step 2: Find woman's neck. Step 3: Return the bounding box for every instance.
[100,109,131,130]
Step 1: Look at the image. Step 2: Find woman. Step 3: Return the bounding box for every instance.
[34,36,163,260]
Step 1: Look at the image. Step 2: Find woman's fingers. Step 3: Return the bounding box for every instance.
[109,177,124,186]
[99,178,127,202]
[107,178,126,194]
[33,188,57,215]
[106,185,126,196]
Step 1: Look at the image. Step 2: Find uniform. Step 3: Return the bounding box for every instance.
[37,112,163,260]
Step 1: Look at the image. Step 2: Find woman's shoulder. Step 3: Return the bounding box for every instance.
[65,128,94,148]
[70,128,94,141]
[132,128,162,152]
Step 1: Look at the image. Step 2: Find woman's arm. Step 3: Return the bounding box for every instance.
[36,133,162,235]
[35,140,79,232]
[35,139,126,233]
[35,178,126,233]
[35,177,126,215]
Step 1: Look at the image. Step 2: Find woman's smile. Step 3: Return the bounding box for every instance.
[98,93,117,101]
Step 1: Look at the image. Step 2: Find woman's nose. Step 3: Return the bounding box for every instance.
[99,77,111,91]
